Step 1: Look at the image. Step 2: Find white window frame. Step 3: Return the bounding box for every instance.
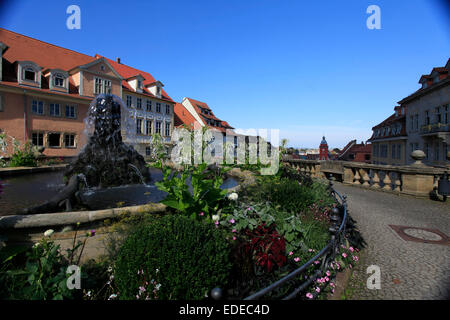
[32,131,44,147]
[65,105,76,119]
[64,133,76,148]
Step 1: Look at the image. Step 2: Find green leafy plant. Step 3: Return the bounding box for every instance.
[114,215,232,300]
[9,139,37,167]
[155,163,229,219]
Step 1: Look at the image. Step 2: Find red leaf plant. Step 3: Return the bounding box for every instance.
[243,223,287,273]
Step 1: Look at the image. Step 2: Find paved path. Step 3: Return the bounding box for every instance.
[333,183,450,300]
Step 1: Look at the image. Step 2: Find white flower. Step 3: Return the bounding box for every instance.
[155,283,161,291]
[212,214,220,222]
[44,229,54,237]
[108,294,118,300]
[33,242,41,248]
[227,192,238,201]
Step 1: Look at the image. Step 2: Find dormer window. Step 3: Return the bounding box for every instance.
[18,61,42,87]
[24,68,36,81]
[54,74,65,87]
[138,80,143,89]
[157,86,161,95]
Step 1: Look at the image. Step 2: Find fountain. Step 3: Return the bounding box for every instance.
[22,94,151,214]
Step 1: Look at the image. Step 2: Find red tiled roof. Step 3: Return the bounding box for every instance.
[185,97,234,132]
[0,28,96,71]
[174,102,199,128]
[97,55,174,103]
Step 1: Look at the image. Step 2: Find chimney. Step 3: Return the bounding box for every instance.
[116,57,121,64]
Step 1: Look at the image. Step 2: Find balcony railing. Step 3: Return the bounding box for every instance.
[420,122,450,134]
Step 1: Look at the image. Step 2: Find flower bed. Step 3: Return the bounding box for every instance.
[0,162,362,300]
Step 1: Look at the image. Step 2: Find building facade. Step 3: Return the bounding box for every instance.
[98,56,175,158]
[400,59,449,165]
[368,105,407,165]
[0,28,174,159]
[338,140,372,163]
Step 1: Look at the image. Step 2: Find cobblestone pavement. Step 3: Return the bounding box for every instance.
[333,183,450,300]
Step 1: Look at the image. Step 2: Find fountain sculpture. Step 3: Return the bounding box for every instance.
[23,94,151,214]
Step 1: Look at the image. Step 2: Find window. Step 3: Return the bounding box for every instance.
[94,78,103,95]
[156,103,161,113]
[24,68,35,81]
[146,120,152,135]
[156,86,161,96]
[435,143,440,161]
[145,147,151,156]
[104,80,112,94]
[65,105,76,118]
[32,132,44,147]
[54,74,65,87]
[380,145,388,158]
[392,145,396,159]
[165,122,170,136]
[425,110,430,125]
[425,143,429,159]
[166,104,170,114]
[444,105,449,124]
[155,121,161,134]
[48,133,61,147]
[414,115,418,130]
[32,100,44,115]
[137,98,142,109]
[126,95,132,107]
[136,119,143,134]
[146,100,152,111]
[397,144,401,159]
[138,80,143,89]
[436,107,441,123]
[373,144,379,157]
[49,103,60,116]
[365,154,371,161]
[64,134,75,148]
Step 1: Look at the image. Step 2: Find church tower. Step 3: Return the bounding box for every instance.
[319,136,328,160]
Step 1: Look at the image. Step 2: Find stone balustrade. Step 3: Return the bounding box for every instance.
[283,152,449,198]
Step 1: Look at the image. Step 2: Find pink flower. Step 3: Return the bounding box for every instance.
[229,219,235,224]
[353,255,359,262]
[232,236,237,241]
[200,212,204,216]
[315,287,321,293]
[342,253,347,258]
[326,271,331,277]
[294,257,300,262]
[349,247,354,252]
[308,249,313,252]
[325,277,329,282]
[214,221,219,225]
[306,293,313,299]
[330,282,335,288]
[289,251,294,256]
[349,264,353,269]
[232,229,237,233]
[314,260,320,265]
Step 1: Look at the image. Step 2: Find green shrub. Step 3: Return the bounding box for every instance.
[244,176,334,213]
[114,215,232,300]
[9,140,37,167]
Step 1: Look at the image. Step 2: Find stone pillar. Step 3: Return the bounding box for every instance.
[401,173,434,197]
[343,167,354,185]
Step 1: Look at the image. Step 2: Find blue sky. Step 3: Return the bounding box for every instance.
[1,0,449,148]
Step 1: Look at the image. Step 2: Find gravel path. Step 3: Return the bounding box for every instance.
[333,183,450,300]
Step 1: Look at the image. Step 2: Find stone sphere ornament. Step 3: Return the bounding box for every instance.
[210,287,223,300]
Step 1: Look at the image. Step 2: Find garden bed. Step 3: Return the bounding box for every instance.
[0,162,363,300]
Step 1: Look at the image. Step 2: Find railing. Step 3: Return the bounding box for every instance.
[242,182,348,300]
[283,158,448,198]
[420,123,450,134]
